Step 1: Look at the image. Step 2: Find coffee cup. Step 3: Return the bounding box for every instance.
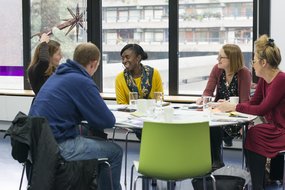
[229,96,239,104]
[136,99,147,114]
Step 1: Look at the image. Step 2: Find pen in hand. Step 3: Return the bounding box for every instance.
[229,113,247,118]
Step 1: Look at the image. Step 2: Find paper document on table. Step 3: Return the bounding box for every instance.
[130,111,145,118]
[214,112,254,118]
[116,118,144,128]
[179,103,202,110]
[112,111,130,123]
[108,104,127,111]
[211,118,247,123]
[229,111,257,119]
[211,111,257,123]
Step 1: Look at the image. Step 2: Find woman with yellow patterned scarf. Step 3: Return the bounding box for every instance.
[115,44,163,105]
[115,44,164,141]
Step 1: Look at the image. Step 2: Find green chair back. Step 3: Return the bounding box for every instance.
[138,121,211,181]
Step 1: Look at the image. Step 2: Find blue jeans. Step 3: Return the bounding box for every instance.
[58,136,123,190]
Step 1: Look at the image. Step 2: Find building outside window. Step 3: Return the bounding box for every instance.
[0,0,254,97]
[178,0,253,95]
[102,0,169,94]
[102,0,253,95]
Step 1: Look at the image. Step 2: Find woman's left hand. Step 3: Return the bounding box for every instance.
[216,101,237,112]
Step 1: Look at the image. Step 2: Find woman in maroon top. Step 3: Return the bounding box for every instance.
[197,44,251,170]
[217,35,285,190]
[28,33,62,95]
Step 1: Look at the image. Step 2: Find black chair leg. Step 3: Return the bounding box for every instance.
[130,164,135,190]
[142,178,149,190]
[282,153,285,190]
[151,179,157,186]
[125,130,134,186]
[167,181,175,190]
[19,163,26,190]
[98,159,114,190]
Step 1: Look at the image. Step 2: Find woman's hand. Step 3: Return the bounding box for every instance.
[216,101,237,112]
[196,97,203,105]
[40,33,50,44]
[217,99,227,103]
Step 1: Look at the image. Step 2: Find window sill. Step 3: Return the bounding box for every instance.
[0,90,198,103]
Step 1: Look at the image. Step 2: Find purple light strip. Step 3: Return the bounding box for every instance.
[0,66,24,76]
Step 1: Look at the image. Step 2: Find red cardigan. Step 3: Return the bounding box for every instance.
[203,64,252,103]
[237,72,285,158]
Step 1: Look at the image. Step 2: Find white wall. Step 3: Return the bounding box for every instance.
[0,96,33,121]
[270,0,285,71]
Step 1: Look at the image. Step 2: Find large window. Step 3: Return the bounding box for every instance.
[30,0,87,64]
[101,0,253,95]
[102,0,169,94]
[14,0,270,96]
[178,0,254,95]
[0,0,23,89]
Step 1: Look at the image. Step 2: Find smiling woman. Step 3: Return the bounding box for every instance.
[115,43,164,105]
[115,43,164,141]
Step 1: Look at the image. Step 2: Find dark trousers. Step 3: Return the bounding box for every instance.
[210,127,224,169]
[270,154,284,180]
[246,149,266,190]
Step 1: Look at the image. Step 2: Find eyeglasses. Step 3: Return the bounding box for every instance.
[251,59,260,65]
[217,55,228,60]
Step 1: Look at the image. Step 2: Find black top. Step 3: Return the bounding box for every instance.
[217,71,238,100]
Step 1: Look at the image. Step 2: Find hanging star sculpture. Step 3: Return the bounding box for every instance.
[63,4,86,41]
[31,3,86,42]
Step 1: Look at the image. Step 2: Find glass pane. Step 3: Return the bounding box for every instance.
[178,1,253,95]
[30,0,87,62]
[102,0,169,94]
[0,0,23,89]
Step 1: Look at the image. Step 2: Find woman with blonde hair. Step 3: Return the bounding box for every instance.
[217,35,285,190]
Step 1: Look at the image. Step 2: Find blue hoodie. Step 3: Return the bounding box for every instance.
[29,59,115,142]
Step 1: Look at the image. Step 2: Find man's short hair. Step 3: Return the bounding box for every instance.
[73,42,100,66]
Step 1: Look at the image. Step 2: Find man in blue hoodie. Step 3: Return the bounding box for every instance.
[29,42,123,190]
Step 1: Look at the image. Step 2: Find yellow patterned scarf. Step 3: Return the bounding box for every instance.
[124,64,154,99]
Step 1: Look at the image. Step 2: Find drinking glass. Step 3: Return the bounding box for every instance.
[202,96,212,111]
[129,92,138,109]
[154,92,163,112]
[202,96,213,119]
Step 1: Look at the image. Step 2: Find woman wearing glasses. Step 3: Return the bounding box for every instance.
[217,35,285,190]
[196,44,252,170]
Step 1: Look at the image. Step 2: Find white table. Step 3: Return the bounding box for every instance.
[109,103,256,186]
[109,104,256,129]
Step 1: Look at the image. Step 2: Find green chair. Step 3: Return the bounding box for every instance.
[130,121,216,190]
